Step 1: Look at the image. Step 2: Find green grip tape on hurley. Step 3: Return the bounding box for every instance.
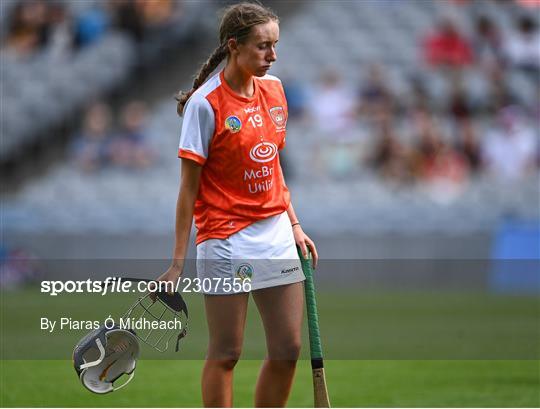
[298,247,323,360]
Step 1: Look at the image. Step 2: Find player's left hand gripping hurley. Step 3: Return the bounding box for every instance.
[298,248,331,408]
[73,278,188,394]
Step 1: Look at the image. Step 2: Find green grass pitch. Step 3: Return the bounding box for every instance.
[1,288,538,407]
[1,360,538,407]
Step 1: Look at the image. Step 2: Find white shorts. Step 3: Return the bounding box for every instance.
[196,211,305,295]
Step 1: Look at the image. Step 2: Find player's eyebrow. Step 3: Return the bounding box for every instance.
[258,40,279,45]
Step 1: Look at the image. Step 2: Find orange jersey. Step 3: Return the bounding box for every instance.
[178,70,290,245]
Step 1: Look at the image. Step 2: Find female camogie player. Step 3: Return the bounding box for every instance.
[156,2,318,407]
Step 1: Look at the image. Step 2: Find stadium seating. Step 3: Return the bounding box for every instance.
[1,33,135,161]
[3,99,538,234]
[0,0,207,161]
[2,0,539,235]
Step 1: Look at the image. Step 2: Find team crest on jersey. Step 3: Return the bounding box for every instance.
[269,106,286,129]
[225,115,242,133]
[235,263,253,280]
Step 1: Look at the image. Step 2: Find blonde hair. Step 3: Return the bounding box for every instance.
[175,2,278,116]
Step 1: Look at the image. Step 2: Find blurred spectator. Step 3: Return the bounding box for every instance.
[137,0,175,27]
[318,141,361,180]
[307,70,357,134]
[282,74,308,119]
[410,110,440,172]
[409,78,431,112]
[516,0,540,7]
[109,101,155,169]
[411,110,469,184]
[410,111,469,201]
[4,0,77,59]
[370,118,412,184]
[486,64,517,113]
[74,3,109,48]
[454,120,482,173]
[422,140,469,203]
[504,15,540,74]
[46,2,74,59]
[358,63,394,120]
[2,0,180,56]
[112,0,176,43]
[3,0,49,59]
[448,77,472,120]
[423,17,474,68]
[112,0,145,42]
[482,106,537,180]
[428,142,468,184]
[473,16,503,69]
[71,102,113,172]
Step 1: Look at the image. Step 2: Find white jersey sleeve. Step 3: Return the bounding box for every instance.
[178,93,215,165]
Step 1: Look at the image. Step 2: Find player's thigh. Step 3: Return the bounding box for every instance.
[252,282,304,359]
[204,293,249,358]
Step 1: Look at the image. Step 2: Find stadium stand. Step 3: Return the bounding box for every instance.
[1,0,207,161]
[2,0,539,237]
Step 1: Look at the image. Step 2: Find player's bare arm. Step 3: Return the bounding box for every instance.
[156,159,202,287]
[287,201,319,268]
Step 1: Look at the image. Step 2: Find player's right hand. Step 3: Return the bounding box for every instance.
[150,262,182,301]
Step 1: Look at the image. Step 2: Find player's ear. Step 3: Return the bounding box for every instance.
[227,38,239,56]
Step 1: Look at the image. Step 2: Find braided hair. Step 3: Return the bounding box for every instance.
[175,2,278,116]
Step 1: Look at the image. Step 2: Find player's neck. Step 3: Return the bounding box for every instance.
[223,63,255,98]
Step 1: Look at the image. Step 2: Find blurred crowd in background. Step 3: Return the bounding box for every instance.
[3,0,183,60]
[1,0,206,168]
[2,0,538,181]
[282,6,539,189]
[64,1,540,188]
[71,100,155,171]
[1,0,539,249]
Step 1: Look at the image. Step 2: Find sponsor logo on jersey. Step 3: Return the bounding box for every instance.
[249,141,278,163]
[235,263,253,280]
[224,115,242,133]
[281,266,300,275]
[244,106,260,114]
[269,106,286,128]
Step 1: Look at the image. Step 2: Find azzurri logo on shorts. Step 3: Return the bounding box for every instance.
[281,266,299,275]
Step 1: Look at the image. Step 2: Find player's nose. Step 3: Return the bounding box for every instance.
[267,47,277,62]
